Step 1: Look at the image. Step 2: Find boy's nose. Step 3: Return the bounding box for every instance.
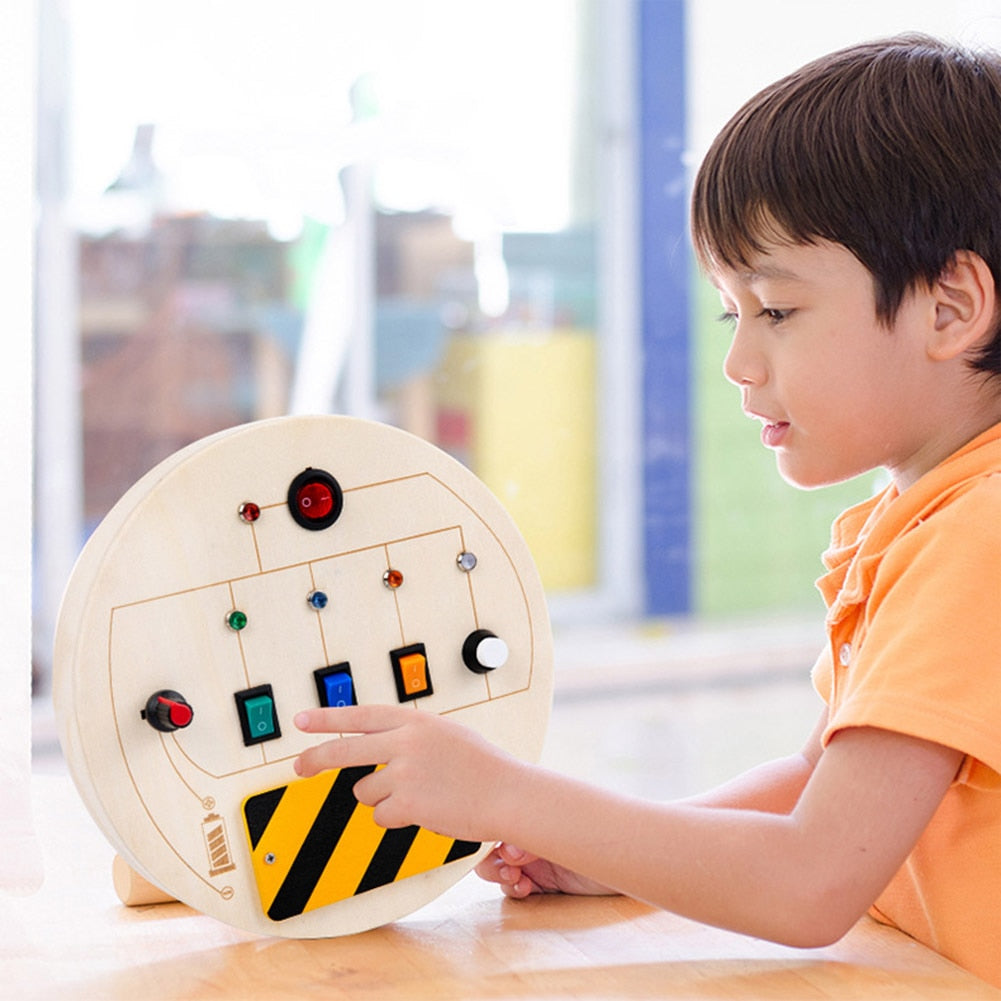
[723,325,766,387]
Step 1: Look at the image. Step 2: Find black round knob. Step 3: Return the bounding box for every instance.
[143,690,194,732]
[462,629,509,674]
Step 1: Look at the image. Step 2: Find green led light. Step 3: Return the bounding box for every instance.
[227,609,248,631]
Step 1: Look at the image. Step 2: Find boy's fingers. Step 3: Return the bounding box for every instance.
[351,767,393,808]
[293,732,388,777]
[497,843,536,865]
[294,704,412,735]
[511,876,538,898]
[475,848,523,887]
[474,849,505,882]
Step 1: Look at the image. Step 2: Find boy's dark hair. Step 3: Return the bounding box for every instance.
[691,33,1001,378]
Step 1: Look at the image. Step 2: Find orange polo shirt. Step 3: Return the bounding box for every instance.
[812,422,1001,988]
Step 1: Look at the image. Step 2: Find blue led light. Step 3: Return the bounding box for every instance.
[308,590,328,610]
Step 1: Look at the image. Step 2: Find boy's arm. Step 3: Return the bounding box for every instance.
[478,708,828,899]
[490,724,959,946]
[679,706,827,813]
[294,705,961,948]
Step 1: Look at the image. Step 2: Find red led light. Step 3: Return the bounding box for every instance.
[383,568,404,589]
[239,501,261,523]
[295,481,335,521]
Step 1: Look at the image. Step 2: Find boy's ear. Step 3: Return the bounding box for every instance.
[928,250,997,361]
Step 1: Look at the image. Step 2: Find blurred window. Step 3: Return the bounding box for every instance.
[35,0,627,666]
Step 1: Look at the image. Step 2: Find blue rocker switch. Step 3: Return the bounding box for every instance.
[313,663,355,707]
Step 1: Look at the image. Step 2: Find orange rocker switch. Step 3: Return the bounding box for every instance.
[390,643,433,702]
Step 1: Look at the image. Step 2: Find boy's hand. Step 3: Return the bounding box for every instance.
[293,704,521,843]
[476,843,616,899]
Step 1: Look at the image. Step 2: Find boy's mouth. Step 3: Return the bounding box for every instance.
[760,422,790,448]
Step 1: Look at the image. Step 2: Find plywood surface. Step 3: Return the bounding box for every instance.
[52,416,552,937]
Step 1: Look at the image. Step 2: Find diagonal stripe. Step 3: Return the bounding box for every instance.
[354,825,420,896]
[304,797,388,910]
[243,786,286,850]
[444,839,481,864]
[267,765,375,921]
[393,825,457,882]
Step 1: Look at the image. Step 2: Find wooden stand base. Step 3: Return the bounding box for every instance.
[111,854,176,907]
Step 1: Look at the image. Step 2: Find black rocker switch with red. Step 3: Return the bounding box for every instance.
[287,468,343,531]
[142,689,194,732]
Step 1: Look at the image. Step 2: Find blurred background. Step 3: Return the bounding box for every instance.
[16,0,1001,791]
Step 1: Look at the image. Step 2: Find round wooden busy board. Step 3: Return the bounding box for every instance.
[54,415,553,937]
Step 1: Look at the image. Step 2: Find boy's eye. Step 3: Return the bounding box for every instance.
[715,308,792,328]
[758,308,792,324]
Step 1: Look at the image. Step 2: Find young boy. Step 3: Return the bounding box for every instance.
[294,34,1001,986]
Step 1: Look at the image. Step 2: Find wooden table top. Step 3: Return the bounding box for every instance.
[5,775,999,1000]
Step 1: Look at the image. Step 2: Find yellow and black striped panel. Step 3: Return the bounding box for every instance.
[242,767,480,922]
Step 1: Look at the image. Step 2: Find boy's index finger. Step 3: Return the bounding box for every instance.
[294,703,414,735]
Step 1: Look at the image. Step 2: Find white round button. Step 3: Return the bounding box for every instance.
[476,636,509,670]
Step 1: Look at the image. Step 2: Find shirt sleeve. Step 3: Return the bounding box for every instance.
[823,476,1001,785]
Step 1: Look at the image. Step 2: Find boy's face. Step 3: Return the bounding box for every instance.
[712,238,941,490]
